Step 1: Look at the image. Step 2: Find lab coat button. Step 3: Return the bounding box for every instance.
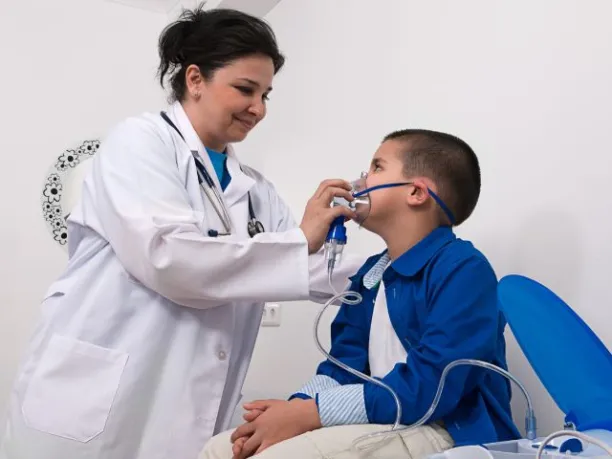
[218,351,227,360]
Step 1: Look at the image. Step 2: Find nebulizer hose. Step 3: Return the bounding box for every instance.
[315,267,538,455]
[314,271,403,434]
[349,359,537,453]
[535,431,612,458]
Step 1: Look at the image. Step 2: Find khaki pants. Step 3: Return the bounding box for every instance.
[200,423,454,459]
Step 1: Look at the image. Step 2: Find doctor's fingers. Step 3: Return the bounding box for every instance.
[316,187,354,205]
[327,204,356,222]
[313,179,352,199]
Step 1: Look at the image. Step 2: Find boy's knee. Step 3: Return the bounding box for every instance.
[199,430,234,459]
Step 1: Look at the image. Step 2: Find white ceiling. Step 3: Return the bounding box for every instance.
[215,0,282,18]
[104,0,181,14]
[104,0,283,17]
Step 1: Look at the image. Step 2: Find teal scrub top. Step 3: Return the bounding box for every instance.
[206,147,231,191]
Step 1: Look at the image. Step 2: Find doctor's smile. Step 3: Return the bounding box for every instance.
[234,116,257,131]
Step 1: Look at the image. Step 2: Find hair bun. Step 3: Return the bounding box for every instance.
[157,4,285,102]
[159,18,192,66]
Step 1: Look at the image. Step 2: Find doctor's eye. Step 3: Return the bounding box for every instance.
[236,86,254,96]
[236,86,269,102]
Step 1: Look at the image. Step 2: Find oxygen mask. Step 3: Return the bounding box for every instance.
[332,172,371,225]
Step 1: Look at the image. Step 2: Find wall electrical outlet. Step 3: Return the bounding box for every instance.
[261,303,281,327]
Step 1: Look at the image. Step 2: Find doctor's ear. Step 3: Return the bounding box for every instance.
[185,65,204,100]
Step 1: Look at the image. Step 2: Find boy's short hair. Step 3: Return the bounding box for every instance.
[383,129,481,226]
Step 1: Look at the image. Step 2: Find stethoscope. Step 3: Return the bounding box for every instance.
[160,111,265,238]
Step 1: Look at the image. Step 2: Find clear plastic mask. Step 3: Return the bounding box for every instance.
[349,172,371,224]
[332,172,371,225]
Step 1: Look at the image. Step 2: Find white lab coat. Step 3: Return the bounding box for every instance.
[0,102,363,459]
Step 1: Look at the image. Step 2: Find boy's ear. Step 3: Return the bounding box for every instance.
[406,179,430,207]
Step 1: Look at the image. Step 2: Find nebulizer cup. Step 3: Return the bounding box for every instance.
[325,173,371,275]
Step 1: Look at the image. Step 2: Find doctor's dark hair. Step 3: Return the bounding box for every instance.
[157,5,285,101]
[383,129,481,226]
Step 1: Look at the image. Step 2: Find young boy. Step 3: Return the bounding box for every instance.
[200,129,521,459]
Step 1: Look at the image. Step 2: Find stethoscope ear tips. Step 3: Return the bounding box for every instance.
[208,229,219,237]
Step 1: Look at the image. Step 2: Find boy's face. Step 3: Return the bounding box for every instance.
[357,139,409,230]
[358,139,431,231]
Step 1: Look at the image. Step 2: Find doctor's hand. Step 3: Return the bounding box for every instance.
[230,398,321,459]
[300,179,356,254]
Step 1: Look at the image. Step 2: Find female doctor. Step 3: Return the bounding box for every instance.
[0,7,362,459]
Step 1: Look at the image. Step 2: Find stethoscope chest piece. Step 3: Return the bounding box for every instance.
[248,219,265,237]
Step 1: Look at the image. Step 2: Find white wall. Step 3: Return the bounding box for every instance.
[3,0,612,441]
[236,0,612,437]
[0,0,167,418]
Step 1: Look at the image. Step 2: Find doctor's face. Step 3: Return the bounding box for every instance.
[196,54,274,147]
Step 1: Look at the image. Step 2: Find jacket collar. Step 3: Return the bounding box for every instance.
[349,226,456,284]
[169,101,255,208]
[391,226,455,277]
[349,251,388,284]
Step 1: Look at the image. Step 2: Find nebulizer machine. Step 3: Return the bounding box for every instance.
[317,174,612,458]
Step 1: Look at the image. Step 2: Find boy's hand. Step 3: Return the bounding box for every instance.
[231,437,247,459]
[230,398,322,459]
[241,399,279,422]
[231,400,283,457]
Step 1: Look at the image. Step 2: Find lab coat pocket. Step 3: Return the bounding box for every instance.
[21,334,128,442]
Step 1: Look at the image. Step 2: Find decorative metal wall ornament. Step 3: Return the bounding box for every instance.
[41,139,100,248]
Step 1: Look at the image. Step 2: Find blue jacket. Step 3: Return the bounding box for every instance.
[291,227,521,446]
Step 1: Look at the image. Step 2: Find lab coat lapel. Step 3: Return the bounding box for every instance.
[169,102,255,232]
[169,102,224,192]
[224,146,255,209]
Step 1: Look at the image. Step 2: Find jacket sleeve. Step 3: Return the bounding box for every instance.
[92,117,315,310]
[316,256,501,427]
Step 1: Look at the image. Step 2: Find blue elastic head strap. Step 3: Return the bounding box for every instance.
[353,182,456,225]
